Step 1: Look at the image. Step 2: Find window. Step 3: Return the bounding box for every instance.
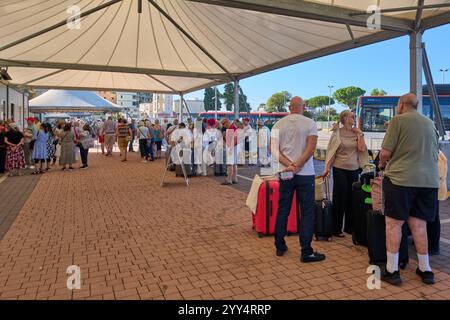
[423,101,450,131]
[361,106,394,132]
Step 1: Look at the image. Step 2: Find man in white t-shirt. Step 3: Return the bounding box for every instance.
[271,96,326,263]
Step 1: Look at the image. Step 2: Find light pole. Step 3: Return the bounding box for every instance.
[327,85,334,128]
[440,68,448,85]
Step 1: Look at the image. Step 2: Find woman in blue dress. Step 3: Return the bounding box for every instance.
[31,123,49,174]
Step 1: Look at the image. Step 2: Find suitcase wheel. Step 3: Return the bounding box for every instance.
[258,233,264,238]
[399,262,407,270]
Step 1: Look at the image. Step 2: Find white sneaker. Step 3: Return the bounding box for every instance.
[141,160,148,163]
[29,165,35,169]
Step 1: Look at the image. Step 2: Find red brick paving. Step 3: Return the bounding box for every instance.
[0,153,449,300]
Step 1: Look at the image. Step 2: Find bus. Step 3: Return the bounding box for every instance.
[198,110,289,125]
[356,95,450,151]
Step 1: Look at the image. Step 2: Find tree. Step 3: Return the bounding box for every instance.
[316,107,338,121]
[266,91,292,112]
[305,95,335,112]
[238,87,251,112]
[332,86,366,109]
[370,88,387,96]
[203,87,222,111]
[223,83,234,111]
[222,82,250,112]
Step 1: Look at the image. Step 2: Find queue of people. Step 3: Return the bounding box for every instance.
[0,117,94,175]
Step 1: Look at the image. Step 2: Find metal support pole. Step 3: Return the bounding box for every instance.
[233,79,239,121]
[179,94,183,123]
[410,31,423,113]
[182,96,193,120]
[214,86,218,120]
[422,44,446,139]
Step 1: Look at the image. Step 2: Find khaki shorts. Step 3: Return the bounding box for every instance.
[118,138,128,149]
[104,134,115,145]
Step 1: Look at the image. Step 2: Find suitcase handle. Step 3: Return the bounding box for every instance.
[323,176,331,200]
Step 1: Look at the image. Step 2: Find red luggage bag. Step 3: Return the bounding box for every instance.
[252,179,299,237]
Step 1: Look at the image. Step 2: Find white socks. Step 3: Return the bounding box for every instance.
[386,251,399,273]
[417,253,432,272]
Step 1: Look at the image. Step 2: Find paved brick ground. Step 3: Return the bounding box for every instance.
[0,153,449,300]
[0,173,40,240]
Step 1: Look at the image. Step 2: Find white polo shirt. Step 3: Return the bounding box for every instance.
[271,114,318,176]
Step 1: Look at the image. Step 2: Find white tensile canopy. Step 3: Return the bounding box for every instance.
[29,89,123,113]
[0,0,449,94]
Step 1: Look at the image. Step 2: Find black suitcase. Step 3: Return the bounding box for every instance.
[214,164,227,176]
[351,181,372,246]
[314,178,333,241]
[367,210,409,269]
[427,201,440,254]
[175,164,194,177]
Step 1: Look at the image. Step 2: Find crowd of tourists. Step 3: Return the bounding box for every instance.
[0,117,95,176]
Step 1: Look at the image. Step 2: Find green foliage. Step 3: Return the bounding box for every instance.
[203,87,222,111]
[315,107,338,121]
[266,91,291,112]
[223,83,234,111]
[332,86,366,109]
[305,95,335,110]
[370,88,387,96]
[222,83,250,112]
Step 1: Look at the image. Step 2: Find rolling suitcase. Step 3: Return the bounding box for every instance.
[352,164,377,246]
[175,164,194,177]
[427,201,440,254]
[314,177,333,241]
[214,164,227,176]
[367,210,409,269]
[351,181,371,246]
[252,179,299,237]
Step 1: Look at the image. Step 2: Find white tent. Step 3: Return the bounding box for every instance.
[0,0,449,94]
[29,90,123,113]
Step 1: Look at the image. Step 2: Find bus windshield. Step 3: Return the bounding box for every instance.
[360,105,394,132]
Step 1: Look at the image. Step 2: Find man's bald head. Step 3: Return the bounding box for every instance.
[398,93,418,111]
[289,96,306,114]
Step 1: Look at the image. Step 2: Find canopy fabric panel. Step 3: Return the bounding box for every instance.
[6,67,213,93]
[29,89,123,113]
[1,0,449,93]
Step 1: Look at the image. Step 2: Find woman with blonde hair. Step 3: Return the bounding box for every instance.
[322,110,369,237]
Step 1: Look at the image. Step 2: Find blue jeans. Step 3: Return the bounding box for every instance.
[147,140,155,161]
[79,146,89,166]
[275,175,315,257]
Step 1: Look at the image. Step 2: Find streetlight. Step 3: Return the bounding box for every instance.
[327,85,334,128]
[439,68,448,84]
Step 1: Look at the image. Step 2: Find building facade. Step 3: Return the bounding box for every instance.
[173,98,205,116]
[0,81,29,130]
[98,91,152,119]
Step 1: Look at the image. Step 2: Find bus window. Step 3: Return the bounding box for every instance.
[361,106,394,132]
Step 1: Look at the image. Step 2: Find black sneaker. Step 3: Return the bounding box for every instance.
[416,268,435,285]
[301,251,326,263]
[276,246,288,257]
[381,269,402,286]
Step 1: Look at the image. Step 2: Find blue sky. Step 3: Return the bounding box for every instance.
[185,24,450,112]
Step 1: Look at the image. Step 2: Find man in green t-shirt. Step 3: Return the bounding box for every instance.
[380,93,439,286]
